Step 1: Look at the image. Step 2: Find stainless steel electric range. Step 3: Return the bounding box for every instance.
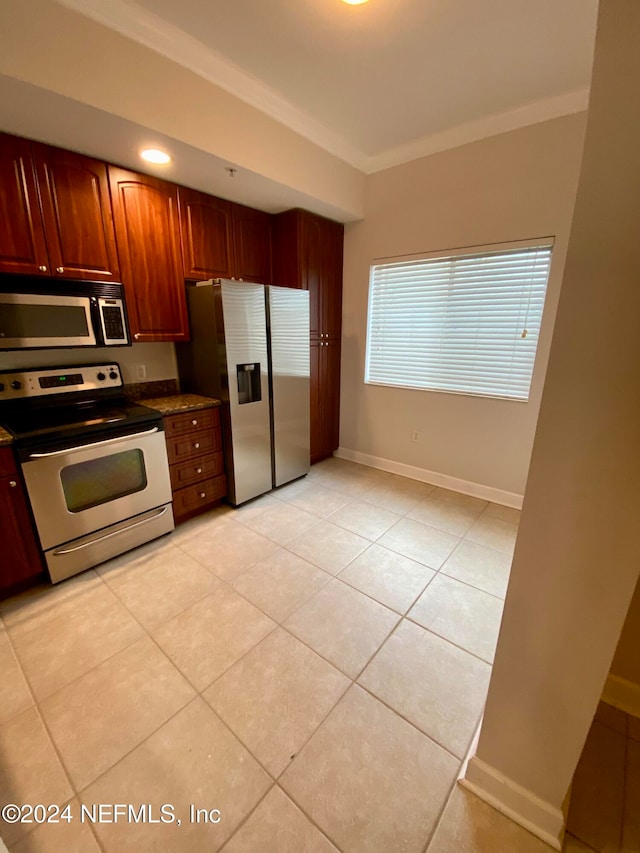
[0,363,174,583]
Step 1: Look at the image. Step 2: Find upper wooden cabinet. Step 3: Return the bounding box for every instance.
[178,189,272,284]
[109,167,189,342]
[34,144,120,282]
[273,208,344,339]
[0,133,51,276]
[178,186,234,280]
[0,134,120,281]
[231,203,272,284]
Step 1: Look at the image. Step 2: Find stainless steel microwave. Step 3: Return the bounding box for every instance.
[0,277,131,350]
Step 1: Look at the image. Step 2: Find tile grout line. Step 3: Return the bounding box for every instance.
[1,457,516,850]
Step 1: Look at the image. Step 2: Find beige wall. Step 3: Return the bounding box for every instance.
[610,578,640,688]
[0,343,177,386]
[467,0,640,838]
[340,113,587,498]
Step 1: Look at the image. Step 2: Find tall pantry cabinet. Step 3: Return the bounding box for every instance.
[273,208,344,463]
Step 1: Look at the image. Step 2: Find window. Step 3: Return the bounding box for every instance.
[365,240,553,402]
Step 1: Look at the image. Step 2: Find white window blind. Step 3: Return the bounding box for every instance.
[365,241,553,402]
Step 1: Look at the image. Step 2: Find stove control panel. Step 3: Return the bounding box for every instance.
[0,364,122,400]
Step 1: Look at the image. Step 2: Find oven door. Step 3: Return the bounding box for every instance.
[21,426,172,550]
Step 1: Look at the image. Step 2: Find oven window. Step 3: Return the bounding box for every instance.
[60,449,147,513]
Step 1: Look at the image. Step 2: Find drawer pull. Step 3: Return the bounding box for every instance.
[194,442,200,449]
[200,492,206,499]
[196,467,202,474]
[9,480,17,488]
[192,418,198,425]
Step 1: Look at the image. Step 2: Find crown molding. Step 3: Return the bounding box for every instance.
[53,0,366,169]
[361,89,590,174]
[53,0,589,176]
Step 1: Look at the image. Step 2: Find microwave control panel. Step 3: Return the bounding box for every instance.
[0,364,122,399]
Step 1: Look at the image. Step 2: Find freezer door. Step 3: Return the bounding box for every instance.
[222,280,273,504]
[267,285,310,487]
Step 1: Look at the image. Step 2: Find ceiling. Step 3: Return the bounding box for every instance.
[0,0,598,218]
[56,0,598,171]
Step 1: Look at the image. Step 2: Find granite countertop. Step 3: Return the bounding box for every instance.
[0,426,13,446]
[140,394,221,416]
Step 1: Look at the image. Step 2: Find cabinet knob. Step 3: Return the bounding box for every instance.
[194,442,200,449]
[199,492,206,499]
[196,467,202,474]
[38,265,47,272]
[56,266,64,273]
[191,419,198,426]
[134,334,140,340]
[9,480,17,488]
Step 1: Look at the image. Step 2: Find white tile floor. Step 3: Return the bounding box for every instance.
[0,456,561,852]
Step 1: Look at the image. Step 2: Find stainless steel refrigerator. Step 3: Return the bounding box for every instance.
[177,279,310,505]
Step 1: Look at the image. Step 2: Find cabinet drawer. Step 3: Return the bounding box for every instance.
[164,408,218,438]
[166,428,221,464]
[170,452,224,491]
[173,475,227,518]
[0,447,17,477]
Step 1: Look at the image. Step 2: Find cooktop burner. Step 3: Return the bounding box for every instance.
[0,400,160,444]
[0,363,162,449]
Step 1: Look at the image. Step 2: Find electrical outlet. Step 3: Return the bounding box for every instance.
[411,429,420,442]
[135,364,147,381]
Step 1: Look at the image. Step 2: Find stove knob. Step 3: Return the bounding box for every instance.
[109,371,118,380]
[97,372,106,381]
[11,380,22,390]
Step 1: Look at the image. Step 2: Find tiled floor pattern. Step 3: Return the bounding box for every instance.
[0,456,552,852]
[563,701,640,853]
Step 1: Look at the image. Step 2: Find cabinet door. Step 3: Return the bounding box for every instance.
[178,187,234,280]
[0,133,50,276]
[0,450,44,593]
[320,217,344,339]
[232,203,272,283]
[301,212,323,339]
[311,339,341,463]
[34,145,120,282]
[109,167,189,342]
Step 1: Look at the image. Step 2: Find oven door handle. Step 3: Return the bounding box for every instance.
[27,426,160,459]
[51,506,170,556]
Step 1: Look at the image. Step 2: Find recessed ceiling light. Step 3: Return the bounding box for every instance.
[341,0,369,4]
[140,148,171,165]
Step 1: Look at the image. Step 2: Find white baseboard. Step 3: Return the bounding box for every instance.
[602,674,640,718]
[335,447,523,509]
[461,757,565,850]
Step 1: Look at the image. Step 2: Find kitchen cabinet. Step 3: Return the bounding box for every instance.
[179,189,272,284]
[178,187,234,280]
[109,167,189,343]
[273,208,344,462]
[0,133,51,276]
[311,338,341,463]
[34,144,120,282]
[0,133,120,281]
[164,407,226,523]
[232,203,272,284]
[0,447,45,597]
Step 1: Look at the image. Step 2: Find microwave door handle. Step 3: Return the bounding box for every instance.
[27,426,160,459]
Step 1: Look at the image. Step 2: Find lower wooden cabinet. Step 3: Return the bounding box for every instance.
[0,447,45,596]
[163,408,226,523]
[311,338,341,463]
